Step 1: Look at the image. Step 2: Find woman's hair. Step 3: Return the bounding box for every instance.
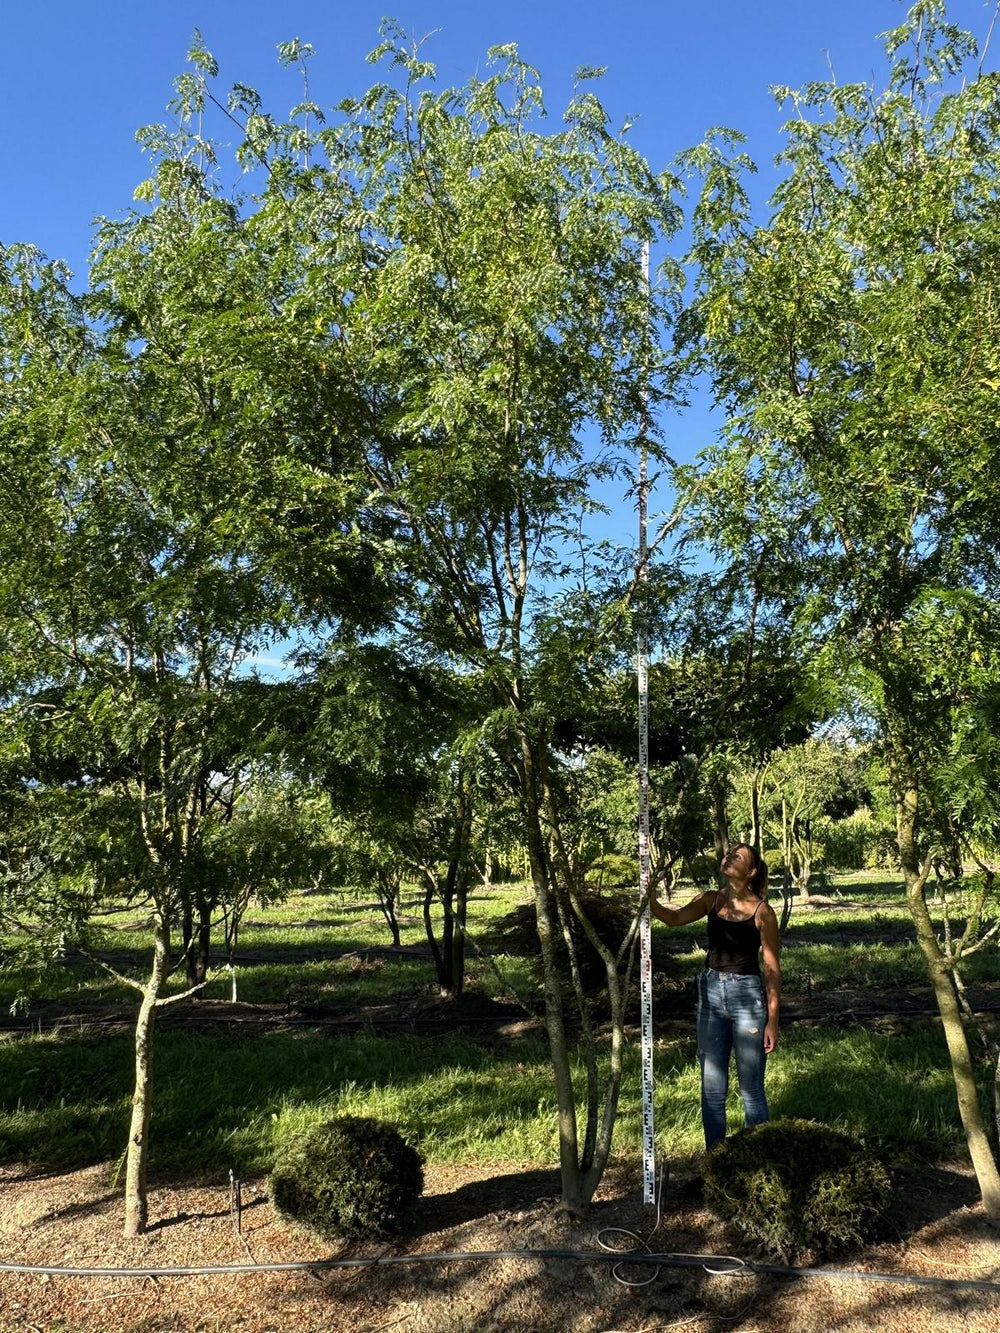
[732,842,769,900]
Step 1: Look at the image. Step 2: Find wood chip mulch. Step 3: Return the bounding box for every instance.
[2,1159,1000,1332]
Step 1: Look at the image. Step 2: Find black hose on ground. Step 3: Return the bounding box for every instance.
[0,1249,998,1293]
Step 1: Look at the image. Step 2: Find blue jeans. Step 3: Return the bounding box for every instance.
[696,968,769,1150]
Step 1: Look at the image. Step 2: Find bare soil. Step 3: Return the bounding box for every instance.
[1,1157,999,1333]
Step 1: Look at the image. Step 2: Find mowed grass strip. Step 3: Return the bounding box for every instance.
[0,872,993,1186]
[0,1022,976,1178]
[0,885,534,1012]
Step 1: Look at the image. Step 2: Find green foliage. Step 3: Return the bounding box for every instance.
[703,1118,891,1258]
[680,2,1000,843]
[589,853,637,888]
[822,808,896,872]
[269,1115,424,1238]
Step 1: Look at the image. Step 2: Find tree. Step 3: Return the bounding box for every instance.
[0,72,392,1229]
[728,738,869,896]
[246,29,684,1212]
[680,0,1000,1212]
[296,646,485,992]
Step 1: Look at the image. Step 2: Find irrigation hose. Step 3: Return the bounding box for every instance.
[1,1249,1000,1293]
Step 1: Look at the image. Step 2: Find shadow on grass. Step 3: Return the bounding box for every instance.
[0,1027,555,1177]
[767,1025,970,1163]
[0,1015,981,1193]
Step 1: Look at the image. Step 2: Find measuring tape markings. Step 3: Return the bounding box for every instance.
[638,633,655,1205]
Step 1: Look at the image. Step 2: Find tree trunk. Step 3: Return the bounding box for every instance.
[124,914,170,1237]
[196,900,211,986]
[536,748,629,1205]
[440,875,455,998]
[748,769,762,851]
[422,785,473,1001]
[182,901,194,986]
[422,870,442,979]
[379,873,402,947]
[519,733,585,1214]
[452,872,467,1001]
[711,777,730,864]
[183,892,211,990]
[445,787,473,1001]
[896,771,1000,1218]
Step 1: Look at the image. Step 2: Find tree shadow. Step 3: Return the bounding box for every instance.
[883,1163,983,1238]
[33,1189,121,1225]
[145,1195,265,1232]
[404,1166,561,1234]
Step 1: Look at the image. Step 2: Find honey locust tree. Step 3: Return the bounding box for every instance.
[297,646,490,997]
[0,93,392,1233]
[679,1,1000,1211]
[341,41,684,1212]
[197,27,686,1212]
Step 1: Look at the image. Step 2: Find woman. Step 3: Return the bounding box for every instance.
[649,844,781,1149]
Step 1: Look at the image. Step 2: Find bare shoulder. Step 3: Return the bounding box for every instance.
[758,901,781,953]
[757,899,778,925]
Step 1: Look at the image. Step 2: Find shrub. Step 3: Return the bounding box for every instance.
[589,853,637,887]
[484,886,637,987]
[269,1116,424,1239]
[703,1118,891,1259]
[823,810,896,871]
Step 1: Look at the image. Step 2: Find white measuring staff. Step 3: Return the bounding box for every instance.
[637,239,655,1206]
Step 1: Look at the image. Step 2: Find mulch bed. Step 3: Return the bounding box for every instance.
[2,1158,1000,1332]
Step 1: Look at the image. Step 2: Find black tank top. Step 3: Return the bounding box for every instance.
[706,896,763,976]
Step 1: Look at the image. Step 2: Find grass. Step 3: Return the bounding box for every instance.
[0,1022,973,1178]
[0,871,996,1186]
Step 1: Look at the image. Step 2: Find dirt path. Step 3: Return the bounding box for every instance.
[1,1159,999,1332]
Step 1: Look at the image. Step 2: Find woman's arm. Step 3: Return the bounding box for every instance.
[648,888,713,928]
[758,902,782,1053]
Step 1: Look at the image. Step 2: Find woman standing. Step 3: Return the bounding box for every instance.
[649,844,781,1149]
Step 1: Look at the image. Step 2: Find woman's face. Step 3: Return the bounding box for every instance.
[721,844,754,881]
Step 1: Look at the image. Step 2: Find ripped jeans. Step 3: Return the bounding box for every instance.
[696,968,769,1150]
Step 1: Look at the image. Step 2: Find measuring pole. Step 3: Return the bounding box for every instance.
[637,240,656,1205]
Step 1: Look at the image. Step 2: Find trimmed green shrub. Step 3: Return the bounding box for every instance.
[270,1116,424,1239]
[703,1118,891,1259]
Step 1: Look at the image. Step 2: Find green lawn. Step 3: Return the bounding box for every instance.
[0,872,995,1181]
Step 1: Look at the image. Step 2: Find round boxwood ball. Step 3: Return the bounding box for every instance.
[270,1115,424,1239]
[703,1118,891,1259]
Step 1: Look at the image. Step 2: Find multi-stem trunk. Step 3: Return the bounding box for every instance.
[379,872,402,948]
[517,731,585,1213]
[538,748,629,1206]
[124,913,170,1237]
[895,765,1000,1218]
[182,889,211,989]
[423,787,473,1001]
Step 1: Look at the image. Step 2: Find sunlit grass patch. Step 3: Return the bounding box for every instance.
[0,1018,976,1178]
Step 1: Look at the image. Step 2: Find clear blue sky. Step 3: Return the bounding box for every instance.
[4,0,995,280]
[1,0,996,571]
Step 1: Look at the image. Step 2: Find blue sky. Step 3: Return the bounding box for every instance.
[4,0,995,282]
[2,0,996,611]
